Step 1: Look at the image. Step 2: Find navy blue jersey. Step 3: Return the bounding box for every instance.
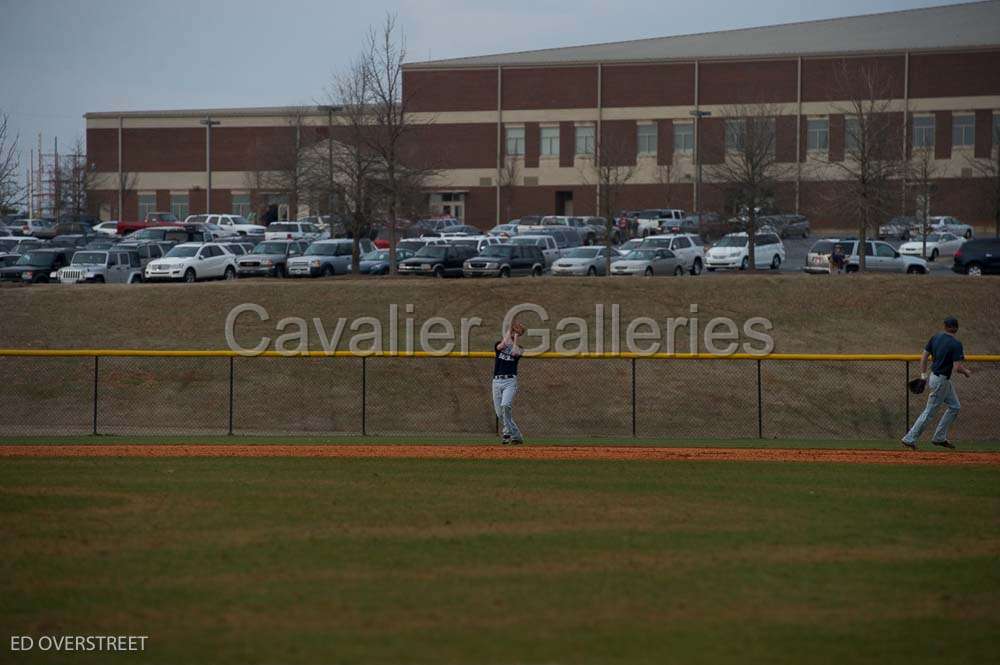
[493,341,520,376]
[925,332,964,379]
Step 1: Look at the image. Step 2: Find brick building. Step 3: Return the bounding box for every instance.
[87,1,1000,230]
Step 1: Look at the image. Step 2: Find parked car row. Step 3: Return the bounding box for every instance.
[1,212,994,284]
[611,208,809,242]
[878,215,975,241]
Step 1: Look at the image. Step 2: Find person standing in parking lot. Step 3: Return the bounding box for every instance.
[902,317,971,450]
[829,243,846,274]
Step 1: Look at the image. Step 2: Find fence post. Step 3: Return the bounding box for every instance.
[904,360,910,435]
[756,359,763,439]
[228,356,235,436]
[361,356,367,436]
[631,357,637,438]
[92,356,99,436]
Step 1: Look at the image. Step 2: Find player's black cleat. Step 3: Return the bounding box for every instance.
[932,440,956,449]
[510,438,524,445]
[501,435,511,445]
[901,439,916,450]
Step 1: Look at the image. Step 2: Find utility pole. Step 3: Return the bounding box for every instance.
[53,137,60,221]
[117,115,123,221]
[37,132,42,218]
[27,150,33,218]
[689,110,712,213]
[200,118,220,212]
[328,106,334,214]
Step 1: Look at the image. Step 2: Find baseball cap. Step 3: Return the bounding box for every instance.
[944,316,959,328]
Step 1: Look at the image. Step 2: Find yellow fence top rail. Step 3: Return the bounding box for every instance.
[1,349,999,362]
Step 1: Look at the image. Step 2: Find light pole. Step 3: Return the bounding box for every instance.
[200,118,220,212]
[689,110,711,213]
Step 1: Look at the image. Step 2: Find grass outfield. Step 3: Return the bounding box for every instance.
[2,455,998,664]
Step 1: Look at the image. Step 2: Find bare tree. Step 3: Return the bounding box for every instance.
[964,134,1000,238]
[328,56,383,273]
[60,137,98,219]
[580,132,638,275]
[114,170,138,220]
[825,63,907,271]
[260,111,311,220]
[497,155,520,224]
[908,146,938,259]
[242,135,269,223]
[654,152,677,209]
[706,102,790,271]
[361,12,436,273]
[0,112,21,214]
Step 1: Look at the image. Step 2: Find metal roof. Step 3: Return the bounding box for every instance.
[404,1,1000,69]
[84,105,342,120]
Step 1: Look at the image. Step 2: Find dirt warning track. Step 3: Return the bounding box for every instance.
[1,445,997,465]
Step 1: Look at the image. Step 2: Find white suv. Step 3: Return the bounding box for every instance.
[186,214,266,236]
[264,221,326,241]
[144,243,237,283]
[639,233,705,275]
[706,232,786,271]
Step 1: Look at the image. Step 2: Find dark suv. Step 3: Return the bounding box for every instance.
[0,248,74,283]
[398,244,477,277]
[952,238,1000,276]
[463,244,546,277]
[237,240,310,278]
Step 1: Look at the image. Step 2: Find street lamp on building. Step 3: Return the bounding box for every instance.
[689,110,712,213]
[200,118,221,212]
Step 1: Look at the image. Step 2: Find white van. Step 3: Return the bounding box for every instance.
[705,232,786,271]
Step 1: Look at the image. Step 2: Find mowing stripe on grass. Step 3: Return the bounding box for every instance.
[1,444,997,465]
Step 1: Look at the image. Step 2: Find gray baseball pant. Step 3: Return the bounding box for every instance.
[492,376,522,440]
[903,373,961,444]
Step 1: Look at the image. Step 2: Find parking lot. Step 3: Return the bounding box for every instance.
[0,212,983,287]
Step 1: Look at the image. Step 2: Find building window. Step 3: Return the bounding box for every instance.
[637,123,657,156]
[505,126,525,156]
[807,118,829,152]
[232,194,251,217]
[170,194,189,220]
[674,122,694,153]
[912,116,935,148]
[138,194,156,220]
[725,119,744,151]
[575,125,595,156]
[952,114,974,148]
[540,126,560,157]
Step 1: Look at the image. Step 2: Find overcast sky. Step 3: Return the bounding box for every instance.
[0,0,969,180]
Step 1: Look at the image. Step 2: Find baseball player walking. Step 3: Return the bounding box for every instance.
[902,316,971,450]
[493,321,525,445]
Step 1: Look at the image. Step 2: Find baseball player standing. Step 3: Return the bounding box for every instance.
[902,316,971,450]
[493,321,525,445]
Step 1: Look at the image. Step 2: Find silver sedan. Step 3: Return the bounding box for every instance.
[551,246,615,276]
[611,248,685,276]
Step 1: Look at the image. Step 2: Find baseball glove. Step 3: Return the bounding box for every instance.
[908,378,927,395]
[511,321,527,336]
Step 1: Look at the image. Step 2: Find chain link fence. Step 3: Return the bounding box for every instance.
[0,353,996,441]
